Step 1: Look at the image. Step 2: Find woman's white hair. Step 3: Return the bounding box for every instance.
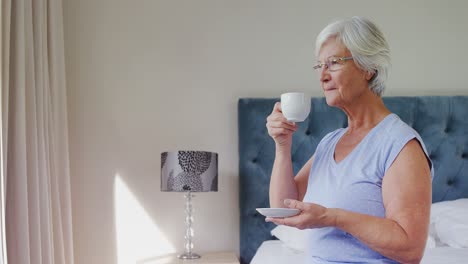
[315,16,391,96]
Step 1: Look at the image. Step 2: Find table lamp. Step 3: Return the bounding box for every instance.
[160,151,218,259]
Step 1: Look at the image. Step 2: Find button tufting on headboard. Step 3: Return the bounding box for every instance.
[447,179,455,186]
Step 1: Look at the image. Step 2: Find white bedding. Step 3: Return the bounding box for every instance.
[251,240,468,264]
[251,240,304,264]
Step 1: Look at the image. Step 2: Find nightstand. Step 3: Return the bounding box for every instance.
[142,252,239,264]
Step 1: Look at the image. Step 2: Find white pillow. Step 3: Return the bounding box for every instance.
[431,198,468,248]
[270,225,307,252]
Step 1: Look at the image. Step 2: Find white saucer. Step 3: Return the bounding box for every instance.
[256,208,300,218]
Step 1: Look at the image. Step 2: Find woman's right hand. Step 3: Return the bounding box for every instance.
[266,102,298,148]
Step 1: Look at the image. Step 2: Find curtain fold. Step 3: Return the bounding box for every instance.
[1,0,74,263]
[1,1,8,263]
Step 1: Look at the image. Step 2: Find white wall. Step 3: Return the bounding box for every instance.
[63,1,468,263]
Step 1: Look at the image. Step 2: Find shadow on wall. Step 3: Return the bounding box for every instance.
[114,174,175,264]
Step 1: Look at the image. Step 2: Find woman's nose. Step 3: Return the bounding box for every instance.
[319,67,330,82]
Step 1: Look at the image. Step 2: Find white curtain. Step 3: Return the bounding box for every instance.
[1,0,74,263]
[1,1,6,263]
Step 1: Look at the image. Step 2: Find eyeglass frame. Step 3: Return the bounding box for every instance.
[313,56,354,72]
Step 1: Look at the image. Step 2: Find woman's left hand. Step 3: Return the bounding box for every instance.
[265,199,334,230]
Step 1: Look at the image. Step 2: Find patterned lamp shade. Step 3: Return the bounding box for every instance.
[161,151,218,192]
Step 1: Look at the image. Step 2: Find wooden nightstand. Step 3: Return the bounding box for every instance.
[141,252,239,264]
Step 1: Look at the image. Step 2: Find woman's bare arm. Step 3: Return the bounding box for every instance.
[266,102,314,207]
[269,154,314,207]
[269,139,431,263]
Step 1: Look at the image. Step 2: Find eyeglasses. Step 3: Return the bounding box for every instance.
[313,56,353,72]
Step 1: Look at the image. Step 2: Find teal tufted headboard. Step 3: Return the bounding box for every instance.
[238,96,468,264]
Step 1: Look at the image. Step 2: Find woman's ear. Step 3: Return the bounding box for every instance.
[366,70,377,81]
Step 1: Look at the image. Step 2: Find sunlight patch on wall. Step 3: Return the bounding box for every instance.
[114,174,175,264]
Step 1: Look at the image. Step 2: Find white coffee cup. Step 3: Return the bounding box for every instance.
[280,92,311,122]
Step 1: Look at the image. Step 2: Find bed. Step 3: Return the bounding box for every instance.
[238,96,468,264]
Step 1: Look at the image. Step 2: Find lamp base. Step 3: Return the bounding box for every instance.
[178,252,201,259]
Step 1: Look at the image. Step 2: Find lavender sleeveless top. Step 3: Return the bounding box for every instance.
[302,113,434,263]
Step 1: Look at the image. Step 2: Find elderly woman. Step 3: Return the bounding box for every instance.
[266,17,433,263]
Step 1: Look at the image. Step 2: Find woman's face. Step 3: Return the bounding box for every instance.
[317,38,371,108]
